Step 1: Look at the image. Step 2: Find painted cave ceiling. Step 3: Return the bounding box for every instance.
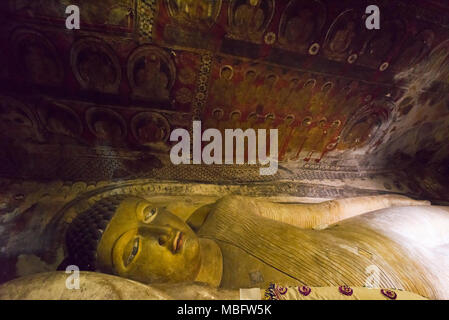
[0,0,448,201]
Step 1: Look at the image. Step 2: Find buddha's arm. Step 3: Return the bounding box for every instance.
[214,195,430,229]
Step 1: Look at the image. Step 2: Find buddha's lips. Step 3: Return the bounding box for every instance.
[172,231,184,253]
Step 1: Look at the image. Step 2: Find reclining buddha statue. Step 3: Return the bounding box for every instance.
[58,193,449,299]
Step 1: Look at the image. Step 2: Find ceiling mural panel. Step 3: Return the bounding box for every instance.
[166,0,223,30]
[226,0,275,43]
[127,44,176,102]
[11,28,65,87]
[277,0,326,55]
[71,37,123,94]
[0,0,449,201]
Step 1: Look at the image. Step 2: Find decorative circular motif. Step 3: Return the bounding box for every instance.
[308,43,320,56]
[380,289,397,300]
[318,117,328,126]
[379,62,389,72]
[127,45,176,101]
[338,285,354,296]
[264,32,277,45]
[202,53,212,64]
[278,0,326,52]
[86,107,127,142]
[70,38,122,93]
[0,96,37,129]
[326,136,341,151]
[230,109,242,120]
[11,28,64,86]
[166,0,223,30]
[131,112,171,146]
[324,10,359,57]
[212,108,224,120]
[322,82,333,93]
[284,114,295,124]
[265,113,275,121]
[340,99,391,150]
[228,0,275,42]
[37,101,83,138]
[200,65,210,74]
[196,92,206,100]
[347,53,358,64]
[298,285,312,296]
[302,116,313,127]
[277,285,288,295]
[303,78,316,89]
[71,38,122,94]
[333,120,342,128]
[220,65,234,79]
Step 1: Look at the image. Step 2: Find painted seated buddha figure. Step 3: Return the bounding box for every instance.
[61,194,449,299]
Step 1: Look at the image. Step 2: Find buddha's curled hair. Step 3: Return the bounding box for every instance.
[59,195,127,271]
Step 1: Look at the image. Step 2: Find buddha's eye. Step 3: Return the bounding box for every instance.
[143,206,158,223]
[126,237,140,266]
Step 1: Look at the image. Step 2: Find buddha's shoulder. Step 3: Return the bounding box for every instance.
[212,195,259,215]
[216,195,264,207]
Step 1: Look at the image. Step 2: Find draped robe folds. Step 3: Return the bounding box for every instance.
[197,200,449,299]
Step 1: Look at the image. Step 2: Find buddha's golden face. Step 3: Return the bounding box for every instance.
[97,197,201,284]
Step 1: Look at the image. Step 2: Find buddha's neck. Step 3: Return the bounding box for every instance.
[194,238,223,287]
